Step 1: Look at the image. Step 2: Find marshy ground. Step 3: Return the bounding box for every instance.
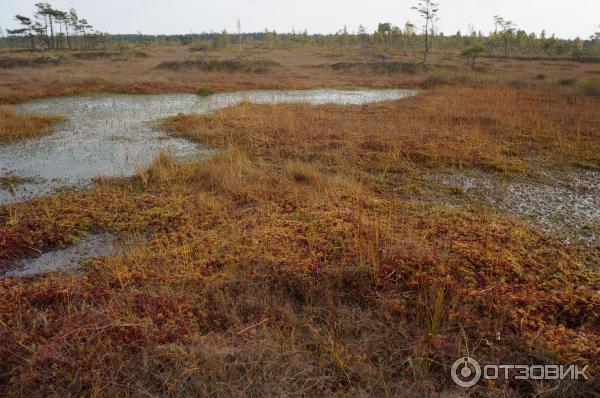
[0,106,64,143]
[0,45,599,396]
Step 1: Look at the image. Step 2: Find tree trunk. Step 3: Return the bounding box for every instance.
[42,15,49,50]
[48,16,55,49]
[425,18,429,53]
[423,14,429,63]
[28,28,35,50]
[65,23,72,50]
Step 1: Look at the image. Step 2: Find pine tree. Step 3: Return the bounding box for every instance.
[412,0,439,63]
[14,15,36,49]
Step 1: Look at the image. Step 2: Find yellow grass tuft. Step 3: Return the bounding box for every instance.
[0,106,65,143]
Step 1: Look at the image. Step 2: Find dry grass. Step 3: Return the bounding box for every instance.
[161,84,600,173]
[0,150,598,396]
[0,45,599,396]
[0,46,414,104]
[1,44,599,104]
[0,175,35,191]
[0,107,64,143]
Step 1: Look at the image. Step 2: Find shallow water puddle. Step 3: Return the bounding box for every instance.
[438,169,600,245]
[1,233,117,278]
[0,89,417,204]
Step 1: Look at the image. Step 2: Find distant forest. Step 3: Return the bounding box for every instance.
[1,2,599,59]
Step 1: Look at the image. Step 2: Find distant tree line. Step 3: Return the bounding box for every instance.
[3,2,599,59]
[5,3,109,51]
[97,27,598,57]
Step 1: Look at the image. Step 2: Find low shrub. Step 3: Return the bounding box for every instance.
[330,61,421,74]
[558,78,577,86]
[0,56,64,69]
[197,85,214,97]
[157,59,279,73]
[577,80,600,97]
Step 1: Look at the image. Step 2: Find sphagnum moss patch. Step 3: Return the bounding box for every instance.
[1,82,599,396]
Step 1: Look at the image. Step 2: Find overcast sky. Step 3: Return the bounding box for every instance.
[1,0,599,39]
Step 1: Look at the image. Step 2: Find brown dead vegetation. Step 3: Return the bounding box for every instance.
[0,46,599,397]
[0,106,64,143]
[1,45,600,105]
[161,85,600,173]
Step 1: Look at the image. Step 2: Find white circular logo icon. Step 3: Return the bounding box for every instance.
[451,357,482,388]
